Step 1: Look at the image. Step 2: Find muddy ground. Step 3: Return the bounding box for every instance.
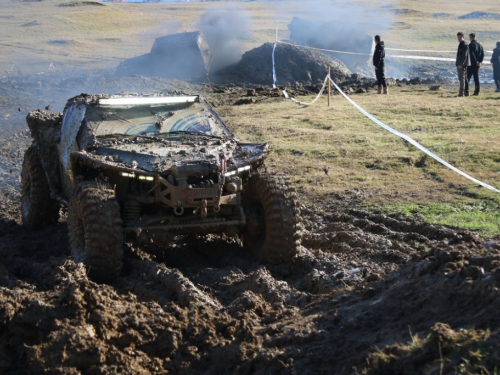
[1,72,499,374]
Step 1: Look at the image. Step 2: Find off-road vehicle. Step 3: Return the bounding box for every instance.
[22,93,302,281]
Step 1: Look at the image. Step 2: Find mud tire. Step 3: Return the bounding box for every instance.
[21,145,60,230]
[68,181,124,283]
[242,173,302,263]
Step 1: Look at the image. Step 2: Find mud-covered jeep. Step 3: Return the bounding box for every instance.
[22,93,302,281]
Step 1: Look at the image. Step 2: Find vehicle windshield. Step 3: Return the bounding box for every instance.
[85,99,233,139]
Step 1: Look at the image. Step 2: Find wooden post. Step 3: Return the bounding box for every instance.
[327,66,331,107]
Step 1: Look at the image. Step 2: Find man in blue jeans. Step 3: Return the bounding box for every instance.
[466,33,484,96]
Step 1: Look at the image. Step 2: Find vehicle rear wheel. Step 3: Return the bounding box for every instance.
[68,181,124,283]
[242,173,302,263]
[21,145,60,230]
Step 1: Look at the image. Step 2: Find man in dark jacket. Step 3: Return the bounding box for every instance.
[467,33,485,95]
[491,41,500,92]
[456,32,470,97]
[373,35,387,95]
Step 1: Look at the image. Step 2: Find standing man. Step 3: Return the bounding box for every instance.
[491,41,500,92]
[456,32,470,97]
[467,33,484,96]
[373,35,387,95]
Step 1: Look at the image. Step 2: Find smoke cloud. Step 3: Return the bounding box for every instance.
[298,0,392,32]
[272,0,394,74]
[139,17,183,51]
[195,5,251,74]
[272,0,393,40]
[115,5,252,81]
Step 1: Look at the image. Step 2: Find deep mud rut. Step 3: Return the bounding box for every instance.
[1,74,500,374]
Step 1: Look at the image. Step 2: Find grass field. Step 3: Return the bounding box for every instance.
[220,84,500,236]
[1,0,500,235]
[2,0,500,73]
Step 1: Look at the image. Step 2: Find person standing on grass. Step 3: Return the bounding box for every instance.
[373,35,387,95]
[455,32,470,97]
[466,33,484,96]
[490,42,500,92]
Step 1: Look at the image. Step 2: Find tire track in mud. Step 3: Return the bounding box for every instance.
[2,188,498,373]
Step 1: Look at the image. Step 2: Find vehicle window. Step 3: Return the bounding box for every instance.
[87,102,231,138]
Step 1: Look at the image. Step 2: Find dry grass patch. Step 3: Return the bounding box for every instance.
[365,323,496,374]
[221,85,500,235]
[2,0,500,73]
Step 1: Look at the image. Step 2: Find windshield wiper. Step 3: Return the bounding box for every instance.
[98,131,227,141]
[167,130,224,139]
[98,134,162,142]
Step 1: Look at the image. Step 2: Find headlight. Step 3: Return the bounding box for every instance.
[121,172,154,181]
[225,165,251,177]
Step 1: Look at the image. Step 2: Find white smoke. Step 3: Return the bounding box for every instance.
[272,0,393,37]
[269,0,394,74]
[139,17,183,52]
[300,0,392,31]
[195,5,251,74]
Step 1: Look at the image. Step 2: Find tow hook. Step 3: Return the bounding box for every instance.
[201,199,208,219]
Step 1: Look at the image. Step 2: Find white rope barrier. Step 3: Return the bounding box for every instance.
[386,47,457,53]
[277,40,493,64]
[271,42,500,193]
[387,54,456,62]
[273,42,330,106]
[283,75,329,106]
[272,43,278,89]
[276,40,371,56]
[326,76,500,193]
[387,54,491,64]
[387,47,493,54]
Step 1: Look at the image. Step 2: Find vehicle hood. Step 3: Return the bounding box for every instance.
[82,137,270,173]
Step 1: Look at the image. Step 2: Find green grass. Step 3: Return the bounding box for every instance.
[383,200,500,237]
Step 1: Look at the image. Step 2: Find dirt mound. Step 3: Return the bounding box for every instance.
[21,20,39,27]
[459,12,500,19]
[216,42,351,86]
[116,32,210,81]
[58,1,105,7]
[287,17,372,73]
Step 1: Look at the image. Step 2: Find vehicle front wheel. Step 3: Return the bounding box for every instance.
[21,145,60,230]
[68,181,124,283]
[242,173,302,263]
